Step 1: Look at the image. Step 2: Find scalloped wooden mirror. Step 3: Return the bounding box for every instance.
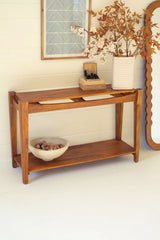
[146,0,160,149]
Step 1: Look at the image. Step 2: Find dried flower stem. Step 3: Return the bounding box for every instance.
[71,0,160,60]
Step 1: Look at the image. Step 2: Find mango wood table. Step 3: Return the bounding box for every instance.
[9,85,143,184]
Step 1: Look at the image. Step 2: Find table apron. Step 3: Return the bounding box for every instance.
[28,93,136,113]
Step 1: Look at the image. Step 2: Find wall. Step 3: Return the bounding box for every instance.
[0,0,153,161]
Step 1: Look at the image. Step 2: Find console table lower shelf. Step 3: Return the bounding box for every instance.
[14,139,134,173]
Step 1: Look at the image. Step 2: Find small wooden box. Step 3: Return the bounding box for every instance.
[79,63,106,91]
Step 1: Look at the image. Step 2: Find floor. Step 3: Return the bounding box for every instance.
[0,148,160,240]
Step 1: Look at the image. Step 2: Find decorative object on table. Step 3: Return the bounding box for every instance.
[71,0,160,89]
[112,56,135,89]
[145,1,160,150]
[79,63,106,90]
[41,0,92,60]
[29,137,69,161]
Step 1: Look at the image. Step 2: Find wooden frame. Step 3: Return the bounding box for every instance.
[9,85,142,184]
[41,0,92,60]
[145,1,160,149]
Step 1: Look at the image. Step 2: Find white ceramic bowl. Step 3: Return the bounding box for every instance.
[29,137,69,161]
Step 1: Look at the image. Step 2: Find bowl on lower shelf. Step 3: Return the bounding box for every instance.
[29,137,69,161]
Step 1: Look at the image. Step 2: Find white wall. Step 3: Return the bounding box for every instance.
[0,0,153,161]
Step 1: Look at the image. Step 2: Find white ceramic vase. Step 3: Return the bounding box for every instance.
[112,56,135,90]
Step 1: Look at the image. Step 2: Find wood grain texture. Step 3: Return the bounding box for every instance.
[28,93,136,113]
[8,92,18,168]
[41,0,92,60]
[145,1,160,149]
[116,103,123,140]
[41,0,44,60]
[19,102,29,184]
[133,89,143,162]
[14,139,135,173]
[10,86,142,183]
[13,97,19,111]
[15,85,137,103]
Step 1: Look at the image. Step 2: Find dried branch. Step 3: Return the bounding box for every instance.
[71,0,160,60]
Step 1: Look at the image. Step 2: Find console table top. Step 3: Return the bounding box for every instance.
[14,84,137,103]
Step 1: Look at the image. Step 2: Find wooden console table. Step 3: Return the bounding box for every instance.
[9,85,143,184]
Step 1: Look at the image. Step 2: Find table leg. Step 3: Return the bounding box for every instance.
[19,102,29,184]
[133,89,143,162]
[116,103,124,140]
[9,92,18,168]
